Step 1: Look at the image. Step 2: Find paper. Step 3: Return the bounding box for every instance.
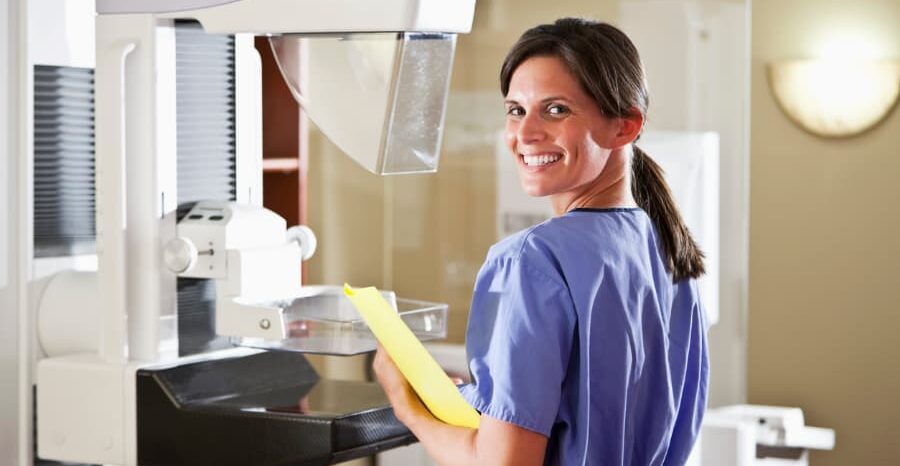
[344,284,480,429]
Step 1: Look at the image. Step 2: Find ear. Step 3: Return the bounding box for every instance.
[612,107,644,148]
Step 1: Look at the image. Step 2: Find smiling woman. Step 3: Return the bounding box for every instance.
[374,18,710,466]
[502,55,634,212]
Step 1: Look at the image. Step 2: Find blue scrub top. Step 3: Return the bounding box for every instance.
[460,208,709,466]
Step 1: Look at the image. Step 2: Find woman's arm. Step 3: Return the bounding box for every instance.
[373,347,548,466]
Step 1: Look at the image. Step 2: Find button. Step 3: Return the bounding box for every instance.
[208,215,224,221]
[188,214,203,220]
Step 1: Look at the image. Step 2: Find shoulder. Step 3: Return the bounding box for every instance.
[481,210,654,287]
[486,210,643,264]
[482,221,569,286]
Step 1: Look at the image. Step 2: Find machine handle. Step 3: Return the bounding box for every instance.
[163,237,199,274]
[287,225,317,261]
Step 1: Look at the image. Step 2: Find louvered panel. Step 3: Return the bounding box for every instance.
[175,21,236,212]
[174,116,235,127]
[174,21,238,357]
[177,143,236,153]
[177,86,232,95]
[33,159,94,167]
[32,65,96,257]
[176,278,233,356]
[34,104,94,116]
[34,90,94,101]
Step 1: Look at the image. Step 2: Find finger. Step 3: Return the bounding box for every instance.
[374,345,400,375]
[373,345,390,376]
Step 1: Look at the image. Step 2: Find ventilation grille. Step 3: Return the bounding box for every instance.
[175,20,237,213]
[176,278,232,356]
[30,24,238,357]
[175,21,237,356]
[33,65,96,257]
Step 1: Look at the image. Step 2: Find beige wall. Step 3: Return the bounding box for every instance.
[749,1,900,465]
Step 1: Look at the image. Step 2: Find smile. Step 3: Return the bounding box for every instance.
[522,153,562,167]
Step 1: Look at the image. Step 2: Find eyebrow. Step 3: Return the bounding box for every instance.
[504,96,575,106]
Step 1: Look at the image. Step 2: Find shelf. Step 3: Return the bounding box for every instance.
[263,157,300,173]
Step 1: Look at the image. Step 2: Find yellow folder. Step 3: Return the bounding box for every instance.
[344,284,480,429]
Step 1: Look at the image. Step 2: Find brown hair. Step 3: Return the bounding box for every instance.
[500,18,705,280]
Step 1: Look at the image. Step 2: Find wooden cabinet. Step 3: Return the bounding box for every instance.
[255,37,309,281]
[256,37,307,228]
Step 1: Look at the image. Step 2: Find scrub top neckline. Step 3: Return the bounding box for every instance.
[569,207,643,214]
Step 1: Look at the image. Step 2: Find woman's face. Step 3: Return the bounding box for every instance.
[504,55,621,200]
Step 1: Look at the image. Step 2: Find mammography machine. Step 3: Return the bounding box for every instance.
[5,0,476,465]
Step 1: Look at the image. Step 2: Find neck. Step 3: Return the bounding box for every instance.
[550,147,638,216]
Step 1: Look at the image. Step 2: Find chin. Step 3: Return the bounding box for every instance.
[520,182,551,198]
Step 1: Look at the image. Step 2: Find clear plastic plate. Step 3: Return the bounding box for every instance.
[269,33,456,175]
[234,286,448,355]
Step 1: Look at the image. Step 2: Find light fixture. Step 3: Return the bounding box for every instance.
[768,59,900,138]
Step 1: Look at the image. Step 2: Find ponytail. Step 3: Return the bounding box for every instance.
[631,146,705,281]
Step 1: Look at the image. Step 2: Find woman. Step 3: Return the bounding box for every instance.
[374,18,709,466]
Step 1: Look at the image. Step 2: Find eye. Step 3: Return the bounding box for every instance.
[506,106,525,117]
[546,103,570,116]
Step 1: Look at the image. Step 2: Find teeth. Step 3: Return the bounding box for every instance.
[523,154,561,166]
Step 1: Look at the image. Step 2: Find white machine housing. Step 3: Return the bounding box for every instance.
[162,201,319,341]
[701,405,835,466]
[97,0,476,34]
[31,0,476,465]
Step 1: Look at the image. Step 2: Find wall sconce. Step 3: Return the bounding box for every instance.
[768,59,900,138]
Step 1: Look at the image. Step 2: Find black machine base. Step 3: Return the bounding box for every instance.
[137,350,416,466]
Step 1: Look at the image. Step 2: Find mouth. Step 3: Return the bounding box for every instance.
[520,153,563,168]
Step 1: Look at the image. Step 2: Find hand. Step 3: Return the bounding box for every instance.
[373,344,433,426]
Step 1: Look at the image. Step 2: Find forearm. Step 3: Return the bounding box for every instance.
[373,347,546,466]
[400,410,479,466]
[396,405,546,466]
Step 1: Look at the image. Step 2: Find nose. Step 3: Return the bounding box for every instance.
[516,111,547,144]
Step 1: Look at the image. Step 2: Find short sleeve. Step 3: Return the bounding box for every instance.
[460,252,576,437]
